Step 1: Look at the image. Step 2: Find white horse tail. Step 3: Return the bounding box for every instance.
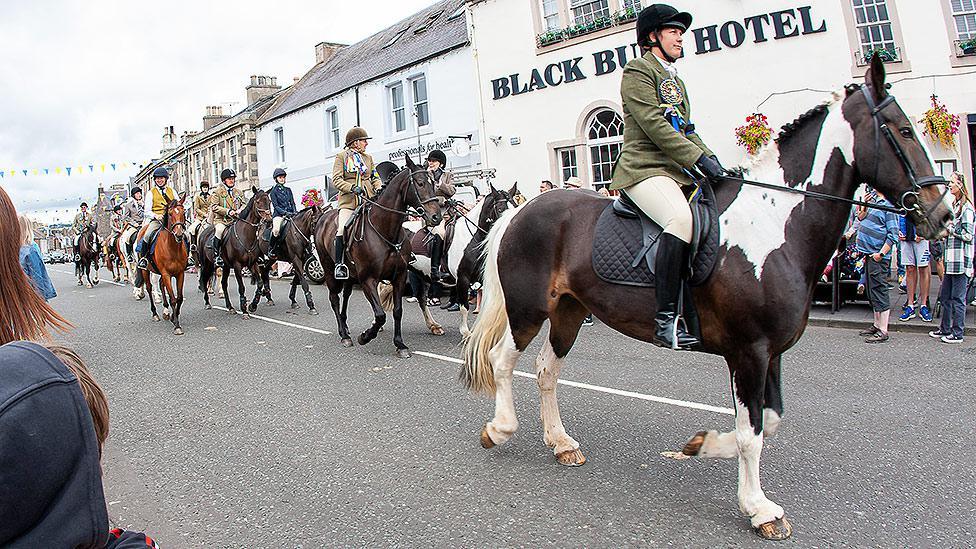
[460,207,518,396]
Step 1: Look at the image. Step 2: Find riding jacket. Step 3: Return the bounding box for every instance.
[611,51,714,190]
[270,183,297,217]
[144,184,177,221]
[72,211,95,234]
[110,213,123,233]
[122,197,144,227]
[193,191,211,222]
[209,184,246,225]
[332,148,382,210]
[432,169,456,205]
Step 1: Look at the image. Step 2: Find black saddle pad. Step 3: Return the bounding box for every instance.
[592,184,720,287]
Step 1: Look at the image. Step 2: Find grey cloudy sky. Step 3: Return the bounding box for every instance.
[0,0,435,223]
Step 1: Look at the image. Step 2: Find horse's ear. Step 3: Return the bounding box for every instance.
[866,53,888,102]
[508,183,518,196]
[488,182,497,194]
[404,154,417,169]
[178,192,187,203]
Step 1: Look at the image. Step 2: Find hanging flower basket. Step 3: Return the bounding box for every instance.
[734,113,772,156]
[301,188,324,208]
[921,94,961,149]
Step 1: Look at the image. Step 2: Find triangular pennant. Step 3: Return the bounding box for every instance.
[44,168,49,175]
[111,163,116,171]
[0,171,4,178]
[55,167,61,174]
[66,167,72,176]
[100,164,105,172]
[22,170,28,176]
[32,169,39,176]
[88,165,94,172]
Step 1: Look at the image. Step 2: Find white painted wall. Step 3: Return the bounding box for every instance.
[256,47,484,202]
[470,0,976,198]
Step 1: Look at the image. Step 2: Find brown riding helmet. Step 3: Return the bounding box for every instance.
[345,127,371,147]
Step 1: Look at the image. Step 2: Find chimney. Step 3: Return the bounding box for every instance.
[161,126,178,153]
[314,42,345,65]
[245,75,282,106]
[293,76,300,86]
[202,105,229,131]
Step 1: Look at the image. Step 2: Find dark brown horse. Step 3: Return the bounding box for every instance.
[134,196,190,335]
[314,154,442,358]
[460,59,952,539]
[74,224,100,288]
[197,188,273,319]
[276,204,326,314]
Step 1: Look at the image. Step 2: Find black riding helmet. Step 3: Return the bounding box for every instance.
[113,204,122,212]
[130,186,142,197]
[272,167,287,180]
[427,149,447,167]
[637,4,692,52]
[220,168,236,183]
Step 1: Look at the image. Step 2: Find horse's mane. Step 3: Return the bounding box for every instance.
[739,85,858,173]
[239,192,256,219]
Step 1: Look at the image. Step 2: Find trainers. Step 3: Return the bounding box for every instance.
[405,296,418,303]
[582,315,594,327]
[941,334,964,344]
[858,325,880,336]
[899,305,916,321]
[918,305,932,322]
[865,331,889,343]
[929,329,951,339]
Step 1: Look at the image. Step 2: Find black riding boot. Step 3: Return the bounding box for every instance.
[653,233,700,351]
[136,239,150,269]
[213,235,224,268]
[430,235,445,281]
[334,235,349,280]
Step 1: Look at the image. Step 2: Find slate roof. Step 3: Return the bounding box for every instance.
[260,0,468,125]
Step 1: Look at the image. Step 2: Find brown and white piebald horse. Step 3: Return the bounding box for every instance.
[460,57,952,539]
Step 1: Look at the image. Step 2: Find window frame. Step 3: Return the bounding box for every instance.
[274,127,285,163]
[569,0,610,27]
[557,147,578,183]
[585,109,624,187]
[388,81,407,135]
[325,107,341,151]
[209,145,218,186]
[409,74,430,129]
[228,137,238,172]
[840,0,911,76]
[941,0,976,66]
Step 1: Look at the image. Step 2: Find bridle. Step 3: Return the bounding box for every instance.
[859,83,949,224]
[361,167,440,223]
[717,84,948,218]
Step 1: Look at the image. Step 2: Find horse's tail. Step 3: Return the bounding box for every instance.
[378,280,395,312]
[460,207,518,396]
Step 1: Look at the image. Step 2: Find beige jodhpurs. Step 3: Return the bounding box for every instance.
[272,216,285,236]
[214,222,229,239]
[336,208,354,237]
[622,176,693,244]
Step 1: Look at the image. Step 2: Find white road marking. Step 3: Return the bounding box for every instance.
[413,351,734,415]
[53,269,125,286]
[212,305,332,335]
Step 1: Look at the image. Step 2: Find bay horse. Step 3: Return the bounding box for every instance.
[313,154,443,358]
[276,204,326,314]
[380,183,519,336]
[134,196,189,335]
[74,224,100,288]
[197,188,273,319]
[460,59,952,539]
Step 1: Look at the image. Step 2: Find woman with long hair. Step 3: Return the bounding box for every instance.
[19,214,57,301]
[929,172,975,343]
[0,185,71,344]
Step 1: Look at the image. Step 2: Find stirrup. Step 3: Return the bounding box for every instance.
[334,263,350,280]
[136,257,148,269]
[73,254,81,262]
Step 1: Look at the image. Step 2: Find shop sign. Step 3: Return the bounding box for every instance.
[490,5,827,100]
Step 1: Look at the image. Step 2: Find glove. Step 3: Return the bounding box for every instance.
[695,154,725,179]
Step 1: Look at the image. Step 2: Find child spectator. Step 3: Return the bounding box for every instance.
[855,191,899,343]
[18,214,57,301]
[929,173,974,343]
[897,212,934,322]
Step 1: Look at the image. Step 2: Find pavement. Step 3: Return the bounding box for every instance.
[44,268,976,547]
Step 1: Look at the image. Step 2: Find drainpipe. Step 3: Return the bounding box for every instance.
[355,87,361,126]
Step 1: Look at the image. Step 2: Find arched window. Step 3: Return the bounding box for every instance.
[586,109,623,186]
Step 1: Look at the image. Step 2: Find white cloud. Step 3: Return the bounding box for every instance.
[0,0,438,223]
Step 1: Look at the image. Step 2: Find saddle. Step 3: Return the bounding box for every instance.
[592,182,719,288]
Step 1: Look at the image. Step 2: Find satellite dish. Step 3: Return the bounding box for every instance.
[451,138,470,157]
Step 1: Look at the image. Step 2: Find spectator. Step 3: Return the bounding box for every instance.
[929,173,974,343]
[855,191,899,343]
[564,176,584,190]
[898,213,933,322]
[19,214,57,301]
[539,180,554,194]
[598,186,611,197]
[0,185,71,345]
[0,341,157,547]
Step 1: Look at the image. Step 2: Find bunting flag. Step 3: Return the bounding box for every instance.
[0,160,149,177]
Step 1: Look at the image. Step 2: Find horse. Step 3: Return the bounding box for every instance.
[379,183,519,336]
[313,154,443,358]
[74,224,100,288]
[459,58,953,540]
[104,233,128,284]
[275,204,326,314]
[133,196,190,335]
[197,189,274,319]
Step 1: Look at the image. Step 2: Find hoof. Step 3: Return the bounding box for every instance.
[357,333,369,345]
[754,517,792,541]
[93,280,99,285]
[152,315,160,322]
[162,311,171,320]
[227,307,236,314]
[248,303,258,313]
[396,348,412,359]
[682,431,708,456]
[205,304,212,310]
[291,302,299,309]
[430,325,445,336]
[86,284,93,289]
[309,309,319,316]
[174,327,184,336]
[555,448,587,467]
[480,426,496,449]
[241,313,251,320]
[267,300,275,307]
[341,338,354,347]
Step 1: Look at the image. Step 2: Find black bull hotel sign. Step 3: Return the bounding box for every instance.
[490,5,827,100]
